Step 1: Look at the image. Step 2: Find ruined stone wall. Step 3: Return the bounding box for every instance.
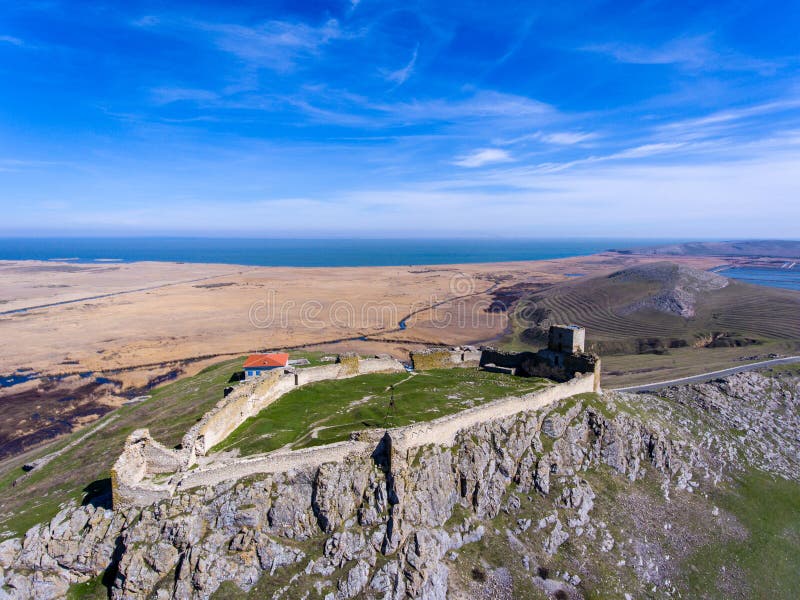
[357,357,406,375]
[177,440,372,491]
[337,352,360,376]
[196,357,403,454]
[110,431,175,509]
[479,348,538,369]
[140,436,184,473]
[564,353,601,392]
[112,356,405,508]
[295,364,345,386]
[111,348,599,508]
[482,347,601,391]
[410,348,479,370]
[461,349,483,365]
[163,373,596,493]
[410,348,454,370]
[388,372,596,455]
[193,369,291,456]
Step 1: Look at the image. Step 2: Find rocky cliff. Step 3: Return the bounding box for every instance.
[1,370,798,599]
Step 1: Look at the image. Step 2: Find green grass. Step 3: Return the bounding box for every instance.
[0,356,245,539]
[684,471,800,598]
[764,362,800,377]
[215,369,552,456]
[286,350,335,369]
[66,575,106,599]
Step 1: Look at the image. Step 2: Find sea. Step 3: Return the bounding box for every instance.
[1,237,798,291]
[718,266,800,291]
[0,237,657,268]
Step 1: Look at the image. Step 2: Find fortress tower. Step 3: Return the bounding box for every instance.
[548,324,585,354]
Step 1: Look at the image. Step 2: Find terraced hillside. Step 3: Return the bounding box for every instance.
[507,262,800,384]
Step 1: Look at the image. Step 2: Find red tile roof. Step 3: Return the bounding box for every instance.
[243,353,289,368]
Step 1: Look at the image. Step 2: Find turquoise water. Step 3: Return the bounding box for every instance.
[0,237,660,267]
[721,267,800,291]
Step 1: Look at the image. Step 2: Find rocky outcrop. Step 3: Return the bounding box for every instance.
[2,370,797,599]
[612,263,728,318]
[658,370,800,480]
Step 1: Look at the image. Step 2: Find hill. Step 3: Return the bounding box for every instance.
[625,240,800,258]
[1,368,799,599]
[507,262,800,384]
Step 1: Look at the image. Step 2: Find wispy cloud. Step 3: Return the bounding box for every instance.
[541,131,597,145]
[150,87,220,105]
[584,34,782,74]
[136,16,350,72]
[500,131,598,146]
[0,35,25,47]
[384,45,418,86]
[452,148,514,168]
[373,90,553,124]
[254,88,555,129]
[660,97,800,136]
[529,142,687,174]
[130,15,159,28]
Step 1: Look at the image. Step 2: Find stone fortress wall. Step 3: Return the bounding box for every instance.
[409,346,483,371]
[112,326,601,510]
[110,355,404,509]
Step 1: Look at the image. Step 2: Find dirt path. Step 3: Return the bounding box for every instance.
[0,270,248,316]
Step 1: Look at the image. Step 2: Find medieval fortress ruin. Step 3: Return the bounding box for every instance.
[112,326,601,509]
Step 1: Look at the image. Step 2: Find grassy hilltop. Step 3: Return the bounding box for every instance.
[216,369,551,456]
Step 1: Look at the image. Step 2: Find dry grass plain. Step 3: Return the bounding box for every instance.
[0,253,721,457]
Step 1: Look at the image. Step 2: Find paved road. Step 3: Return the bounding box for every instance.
[612,356,800,393]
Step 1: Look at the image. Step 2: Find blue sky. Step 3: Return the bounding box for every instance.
[1,0,799,237]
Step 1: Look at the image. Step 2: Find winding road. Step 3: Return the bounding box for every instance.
[611,356,800,393]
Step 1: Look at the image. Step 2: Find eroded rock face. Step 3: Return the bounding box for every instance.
[1,371,797,599]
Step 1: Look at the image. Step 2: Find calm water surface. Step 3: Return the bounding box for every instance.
[0,237,662,267]
[721,267,800,291]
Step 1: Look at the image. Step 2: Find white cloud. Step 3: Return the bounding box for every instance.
[15,152,799,237]
[0,35,24,47]
[541,131,597,145]
[609,142,686,159]
[586,35,714,68]
[501,131,597,146]
[659,97,800,139]
[135,17,349,73]
[384,46,418,86]
[584,34,781,74]
[201,19,345,71]
[131,15,160,28]
[452,148,514,168]
[150,87,220,105]
[364,90,553,126]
